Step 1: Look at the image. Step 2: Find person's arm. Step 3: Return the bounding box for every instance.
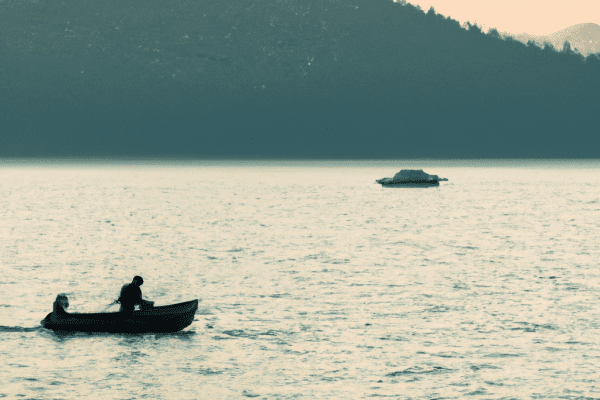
[135,287,144,305]
[117,284,128,304]
[140,299,154,309]
[137,288,154,309]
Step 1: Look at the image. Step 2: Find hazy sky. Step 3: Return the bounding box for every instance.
[401,0,599,35]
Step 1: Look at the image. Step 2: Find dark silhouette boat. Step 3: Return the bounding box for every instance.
[376,178,440,187]
[40,299,198,333]
[376,169,448,187]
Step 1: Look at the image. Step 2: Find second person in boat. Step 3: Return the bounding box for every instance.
[117,276,154,313]
[49,293,70,323]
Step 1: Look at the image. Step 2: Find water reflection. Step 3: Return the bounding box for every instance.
[43,329,196,343]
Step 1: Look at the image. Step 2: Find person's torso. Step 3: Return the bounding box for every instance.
[120,283,141,303]
[53,301,67,315]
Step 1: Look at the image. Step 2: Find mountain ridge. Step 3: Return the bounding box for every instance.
[1,0,599,159]
[506,22,600,55]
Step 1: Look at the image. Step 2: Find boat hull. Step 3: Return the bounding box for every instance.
[40,299,198,333]
[377,179,439,187]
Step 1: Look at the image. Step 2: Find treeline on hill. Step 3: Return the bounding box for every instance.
[0,0,599,158]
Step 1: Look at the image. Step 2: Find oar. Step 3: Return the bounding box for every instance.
[100,300,119,312]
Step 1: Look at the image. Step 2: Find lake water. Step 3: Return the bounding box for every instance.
[1,159,599,399]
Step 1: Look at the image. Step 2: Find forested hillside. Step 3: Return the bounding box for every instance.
[1,0,599,158]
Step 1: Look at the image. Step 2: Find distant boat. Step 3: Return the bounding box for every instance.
[40,299,198,333]
[376,169,448,187]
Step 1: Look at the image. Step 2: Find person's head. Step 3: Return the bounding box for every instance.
[55,294,69,309]
[132,276,144,286]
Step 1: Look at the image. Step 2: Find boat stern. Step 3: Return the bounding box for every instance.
[40,312,52,329]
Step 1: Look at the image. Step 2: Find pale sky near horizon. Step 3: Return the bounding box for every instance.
[398,0,599,35]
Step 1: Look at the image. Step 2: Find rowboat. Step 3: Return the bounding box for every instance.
[40,299,198,333]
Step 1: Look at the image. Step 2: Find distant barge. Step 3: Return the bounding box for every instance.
[376,178,440,186]
[376,169,447,187]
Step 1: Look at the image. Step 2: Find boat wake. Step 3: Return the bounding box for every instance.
[0,325,41,333]
[214,328,286,341]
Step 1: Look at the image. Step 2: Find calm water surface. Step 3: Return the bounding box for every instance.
[1,160,600,399]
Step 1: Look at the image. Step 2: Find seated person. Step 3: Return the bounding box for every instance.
[117,276,154,313]
[50,294,69,323]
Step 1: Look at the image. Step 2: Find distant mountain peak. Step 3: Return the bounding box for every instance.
[506,23,600,54]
